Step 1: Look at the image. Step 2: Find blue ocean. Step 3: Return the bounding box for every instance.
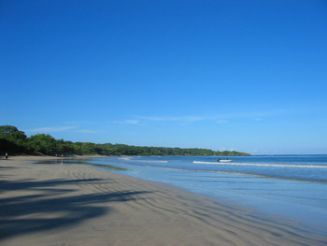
[88,155,327,236]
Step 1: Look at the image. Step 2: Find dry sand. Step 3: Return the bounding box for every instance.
[0,156,326,246]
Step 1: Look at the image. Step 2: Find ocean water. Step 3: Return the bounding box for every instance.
[87,155,327,236]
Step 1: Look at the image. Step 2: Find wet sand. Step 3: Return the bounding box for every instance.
[0,156,326,246]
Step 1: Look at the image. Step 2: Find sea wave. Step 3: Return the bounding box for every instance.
[192,161,327,169]
[132,160,169,163]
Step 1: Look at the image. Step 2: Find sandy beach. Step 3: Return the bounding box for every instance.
[0,157,326,246]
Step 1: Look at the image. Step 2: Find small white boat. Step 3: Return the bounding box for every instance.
[217,159,232,163]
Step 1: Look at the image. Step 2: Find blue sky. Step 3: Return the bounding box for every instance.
[1,0,327,154]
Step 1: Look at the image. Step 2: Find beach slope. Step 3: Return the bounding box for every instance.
[0,157,325,246]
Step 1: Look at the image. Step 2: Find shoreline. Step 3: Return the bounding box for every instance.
[1,156,326,245]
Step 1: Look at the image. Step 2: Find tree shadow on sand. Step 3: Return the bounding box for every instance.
[0,178,152,241]
[0,178,103,192]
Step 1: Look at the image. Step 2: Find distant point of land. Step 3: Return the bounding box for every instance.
[0,125,249,157]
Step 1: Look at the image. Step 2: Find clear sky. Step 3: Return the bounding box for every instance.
[1,0,327,154]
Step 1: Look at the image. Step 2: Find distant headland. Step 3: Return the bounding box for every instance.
[0,125,249,156]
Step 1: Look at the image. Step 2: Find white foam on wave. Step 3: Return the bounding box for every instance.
[133,160,168,163]
[192,161,327,169]
[118,157,168,163]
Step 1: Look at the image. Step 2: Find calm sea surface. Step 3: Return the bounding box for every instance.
[80,155,327,235]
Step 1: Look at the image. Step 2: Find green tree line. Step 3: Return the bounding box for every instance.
[0,125,249,156]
